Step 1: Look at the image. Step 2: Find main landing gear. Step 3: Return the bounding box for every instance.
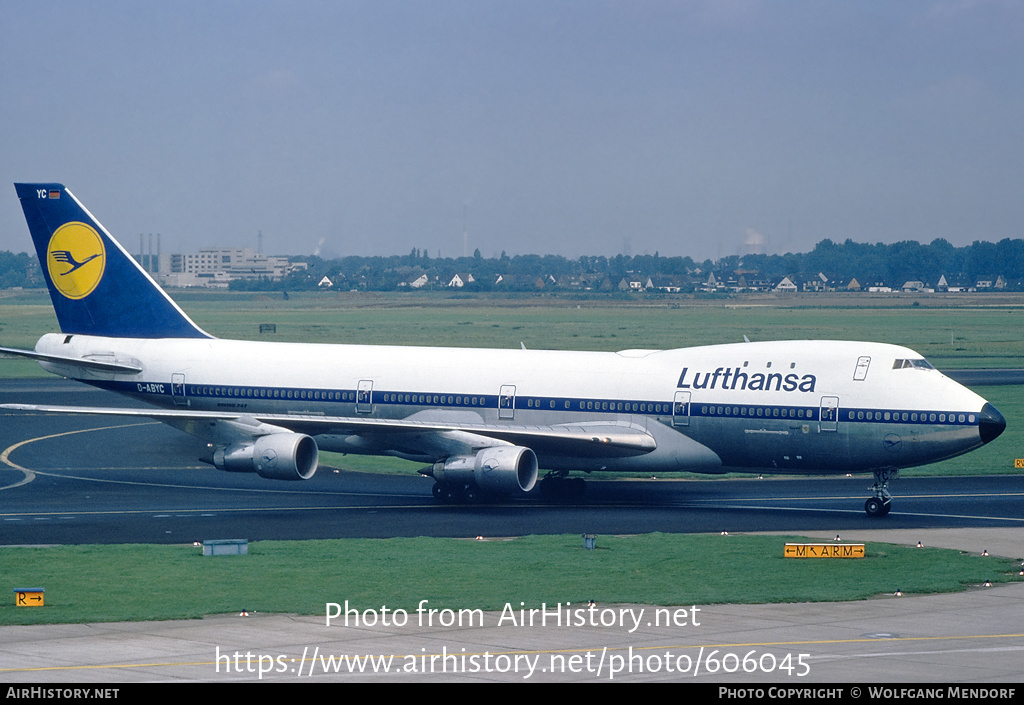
[865,468,897,517]
[431,473,587,504]
[538,471,587,502]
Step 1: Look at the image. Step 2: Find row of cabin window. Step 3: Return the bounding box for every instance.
[849,410,975,423]
[193,386,665,412]
[572,400,669,413]
[197,386,342,400]
[701,405,813,419]
[195,387,492,406]
[378,393,488,406]
[696,404,975,424]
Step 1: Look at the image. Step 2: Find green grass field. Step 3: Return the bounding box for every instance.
[4,289,1024,365]
[2,290,1023,624]
[1,534,1019,626]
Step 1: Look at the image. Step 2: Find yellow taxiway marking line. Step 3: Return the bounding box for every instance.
[0,422,155,491]
[1,424,401,498]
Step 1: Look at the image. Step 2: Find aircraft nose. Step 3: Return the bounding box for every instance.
[979,403,1006,445]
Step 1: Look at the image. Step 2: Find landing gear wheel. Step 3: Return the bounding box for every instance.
[570,477,587,499]
[461,485,480,504]
[864,497,891,517]
[865,468,897,517]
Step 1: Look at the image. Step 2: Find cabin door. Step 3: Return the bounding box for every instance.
[171,373,187,406]
[356,380,373,413]
[820,396,839,432]
[498,385,516,419]
[671,390,691,427]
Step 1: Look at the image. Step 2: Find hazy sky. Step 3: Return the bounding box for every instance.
[2,1,1021,262]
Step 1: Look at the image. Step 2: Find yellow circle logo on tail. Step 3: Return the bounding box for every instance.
[47,222,106,300]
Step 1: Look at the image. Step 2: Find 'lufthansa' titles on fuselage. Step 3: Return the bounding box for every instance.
[676,367,817,393]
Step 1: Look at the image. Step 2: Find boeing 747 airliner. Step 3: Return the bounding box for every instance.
[1,183,1006,516]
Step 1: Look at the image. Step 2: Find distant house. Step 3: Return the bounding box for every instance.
[740,275,771,292]
[773,276,798,293]
[697,272,721,292]
[937,274,972,292]
[803,272,832,292]
[646,275,683,293]
[975,275,1006,290]
[401,273,430,288]
[556,274,583,290]
[495,274,545,290]
[447,273,475,288]
[317,276,333,289]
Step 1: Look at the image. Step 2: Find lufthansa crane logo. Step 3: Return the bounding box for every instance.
[46,222,106,300]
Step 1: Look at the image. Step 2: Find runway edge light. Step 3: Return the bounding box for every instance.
[14,588,44,607]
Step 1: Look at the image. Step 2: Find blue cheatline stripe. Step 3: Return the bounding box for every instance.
[86,379,981,428]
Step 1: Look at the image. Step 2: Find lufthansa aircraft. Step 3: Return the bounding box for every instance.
[1,183,1007,516]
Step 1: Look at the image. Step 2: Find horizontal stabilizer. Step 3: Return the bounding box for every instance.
[0,346,142,374]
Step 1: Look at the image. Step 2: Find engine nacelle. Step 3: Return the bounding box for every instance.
[432,446,538,493]
[213,433,319,481]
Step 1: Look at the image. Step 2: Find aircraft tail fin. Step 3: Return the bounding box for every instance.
[14,183,210,339]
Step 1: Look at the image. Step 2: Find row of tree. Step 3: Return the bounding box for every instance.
[252,238,1024,292]
[0,251,39,289]
[1,237,1022,292]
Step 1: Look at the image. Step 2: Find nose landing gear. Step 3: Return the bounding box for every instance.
[865,468,897,517]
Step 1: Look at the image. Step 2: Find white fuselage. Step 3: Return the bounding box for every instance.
[35,332,994,476]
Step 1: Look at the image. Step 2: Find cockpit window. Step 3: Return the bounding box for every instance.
[892,358,934,370]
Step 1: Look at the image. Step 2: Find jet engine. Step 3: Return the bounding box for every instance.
[430,445,538,493]
[213,433,319,481]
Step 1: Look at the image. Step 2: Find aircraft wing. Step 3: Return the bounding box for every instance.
[0,403,657,458]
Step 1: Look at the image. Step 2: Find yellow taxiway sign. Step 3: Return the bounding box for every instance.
[784,543,865,559]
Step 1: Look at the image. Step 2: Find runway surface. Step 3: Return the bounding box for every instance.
[3,378,1024,545]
